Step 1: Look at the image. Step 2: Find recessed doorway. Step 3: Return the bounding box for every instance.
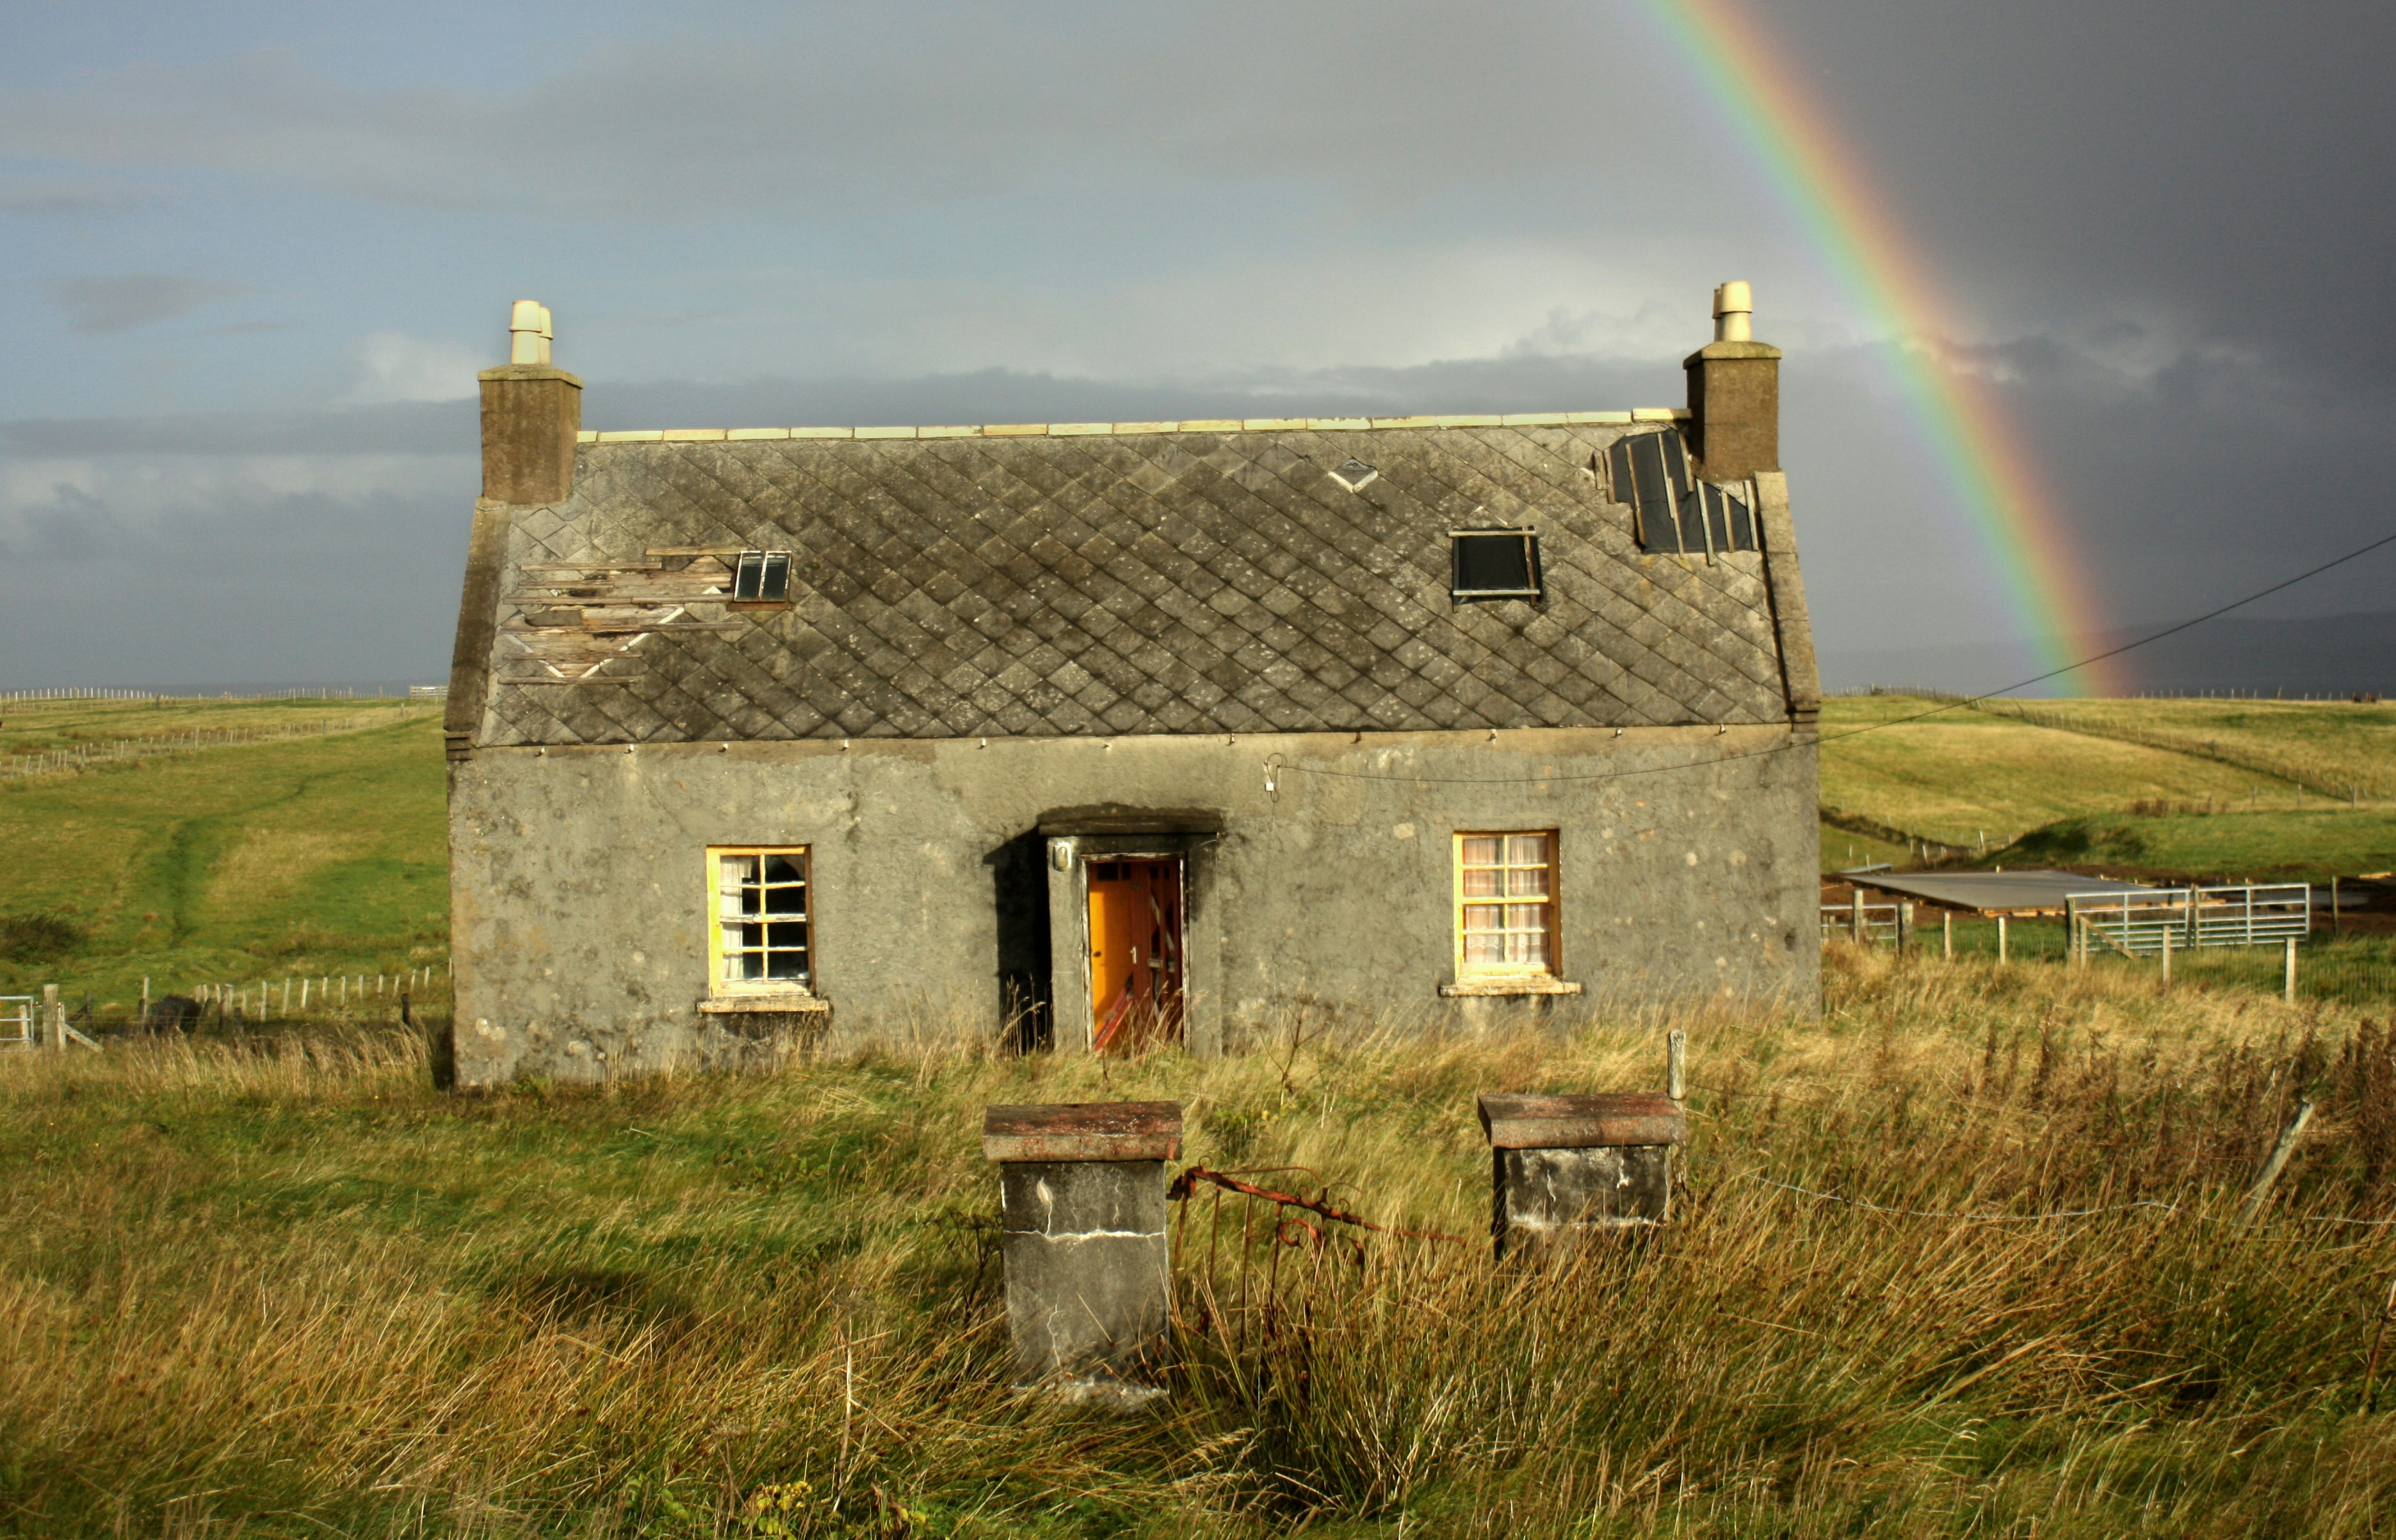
[1085,855,1185,1053]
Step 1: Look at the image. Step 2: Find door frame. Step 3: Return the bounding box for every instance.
[1045,831,1220,1056]
[1081,852,1187,1051]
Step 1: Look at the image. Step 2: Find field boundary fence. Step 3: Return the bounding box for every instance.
[0,687,400,704]
[1821,896,1907,944]
[1,708,439,782]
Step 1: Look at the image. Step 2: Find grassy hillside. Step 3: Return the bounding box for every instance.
[2007,807,2396,879]
[4,959,2395,1536]
[1987,697,2396,800]
[0,709,446,1007]
[1817,695,2392,877]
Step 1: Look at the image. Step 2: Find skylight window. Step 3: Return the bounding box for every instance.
[1605,432,1758,556]
[1450,530,1542,601]
[732,550,793,602]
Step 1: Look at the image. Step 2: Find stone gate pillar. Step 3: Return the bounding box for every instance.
[1477,1092,1685,1258]
[982,1101,1182,1401]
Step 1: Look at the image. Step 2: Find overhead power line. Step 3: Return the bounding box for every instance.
[1272,525,2396,788]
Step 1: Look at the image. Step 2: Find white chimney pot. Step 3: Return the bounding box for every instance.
[1713,280,1754,343]
[508,299,553,365]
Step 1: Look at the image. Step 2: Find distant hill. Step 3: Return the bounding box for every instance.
[1821,610,2396,698]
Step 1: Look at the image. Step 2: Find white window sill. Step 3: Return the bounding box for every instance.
[698,994,831,1014]
[1439,977,1583,998]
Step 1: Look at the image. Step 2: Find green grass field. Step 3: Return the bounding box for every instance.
[1817,695,2395,877]
[0,707,446,1009]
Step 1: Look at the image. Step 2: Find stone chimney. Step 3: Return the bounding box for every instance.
[1682,280,1781,482]
[479,300,581,505]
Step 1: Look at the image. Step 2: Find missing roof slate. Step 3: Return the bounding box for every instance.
[1606,432,1758,556]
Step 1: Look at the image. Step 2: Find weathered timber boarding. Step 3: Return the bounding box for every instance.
[985,1102,1181,1399]
[444,285,1822,1084]
[1480,1092,1686,1256]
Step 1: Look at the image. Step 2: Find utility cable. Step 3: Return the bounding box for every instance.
[1271,524,2396,787]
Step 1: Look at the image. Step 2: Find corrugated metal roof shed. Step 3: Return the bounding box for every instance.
[1847,869,2157,916]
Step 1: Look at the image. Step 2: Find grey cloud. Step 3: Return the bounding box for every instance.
[47,273,246,333]
[13,329,2393,694]
[0,181,149,216]
[0,2,1685,222]
[1,400,476,457]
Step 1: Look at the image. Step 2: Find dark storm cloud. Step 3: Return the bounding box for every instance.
[47,272,246,333]
[1763,0,2396,382]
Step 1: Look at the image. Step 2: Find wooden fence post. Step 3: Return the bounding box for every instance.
[2240,1099,2316,1224]
[2285,937,2297,1004]
[1943,911,1953,960]
[41,984,61,1052]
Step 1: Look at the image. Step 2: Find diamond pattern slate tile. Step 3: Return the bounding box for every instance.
[472,425,1797,745]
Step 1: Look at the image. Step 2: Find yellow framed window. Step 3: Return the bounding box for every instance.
[708,847,811,992]
[1455,832,1558,977]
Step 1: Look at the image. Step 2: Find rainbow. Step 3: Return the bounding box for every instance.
[1636,0,2116,695]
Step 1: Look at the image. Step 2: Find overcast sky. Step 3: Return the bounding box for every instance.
[3,0,2391,692]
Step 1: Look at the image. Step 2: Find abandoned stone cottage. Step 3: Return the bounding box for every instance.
[443,285,1820,1087]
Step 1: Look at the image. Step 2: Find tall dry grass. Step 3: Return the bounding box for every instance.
[3,955,2395,1536]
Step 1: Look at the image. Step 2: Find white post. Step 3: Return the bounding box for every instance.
[2160,928,2172,987]
[1667,1028,1687,1103]
[1943,911,1952,960]
[300,977,309,1009]
[2285,936,2297,1004]
[1997,916,2009,965]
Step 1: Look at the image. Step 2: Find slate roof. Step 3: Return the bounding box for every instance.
[465,421,1804,746]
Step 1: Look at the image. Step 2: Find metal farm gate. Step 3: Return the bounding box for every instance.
[2068,884,2311,958]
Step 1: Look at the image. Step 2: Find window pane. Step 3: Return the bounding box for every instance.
[1462,904,1504,932]
[734,552,763,600]
[765,949,807,980]
[1453,533,1535,593]
[763,854,803,883]
[765,884,805,915]
[759,552,792,601]
[1506,864,1550,898]
[1461,836,1499,866]
[1462,867,1500,898]
[1464,931,1506,964]
[1504,834,1547,864]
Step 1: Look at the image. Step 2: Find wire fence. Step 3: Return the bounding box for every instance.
[0,708,439,781]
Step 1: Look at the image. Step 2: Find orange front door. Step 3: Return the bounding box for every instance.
[1087,857,1184,1052]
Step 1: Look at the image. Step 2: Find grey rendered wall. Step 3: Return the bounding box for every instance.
[447,725,1818,1085]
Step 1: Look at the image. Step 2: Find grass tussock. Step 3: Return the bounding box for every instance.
[6,959,2396,1535]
